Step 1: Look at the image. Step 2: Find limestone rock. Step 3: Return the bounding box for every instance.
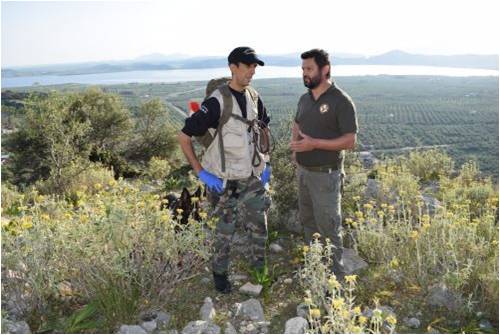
[284,317,308,333]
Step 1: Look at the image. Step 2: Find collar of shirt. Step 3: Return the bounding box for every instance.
[308,81,337,101]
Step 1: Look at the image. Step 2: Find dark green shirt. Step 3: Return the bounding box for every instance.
[294,83,358,168]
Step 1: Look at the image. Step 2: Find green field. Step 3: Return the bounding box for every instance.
[2,75,498,177]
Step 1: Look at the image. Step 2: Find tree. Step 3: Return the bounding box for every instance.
[126,98,177,162]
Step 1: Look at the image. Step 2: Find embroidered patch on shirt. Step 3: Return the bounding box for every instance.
[319,103,329,114]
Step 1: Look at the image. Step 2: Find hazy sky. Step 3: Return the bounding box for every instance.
[2,0,499,67]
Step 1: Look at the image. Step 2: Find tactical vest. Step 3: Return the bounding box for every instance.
[201,87,268,180]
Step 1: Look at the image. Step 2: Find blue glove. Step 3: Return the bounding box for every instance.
[260,164,272,186]
[198,169,224,193]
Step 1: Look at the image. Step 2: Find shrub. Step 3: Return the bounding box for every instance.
[299,237,395,333]
[1,179,211,332]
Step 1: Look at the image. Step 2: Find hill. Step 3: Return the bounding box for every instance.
[2,50,498,77]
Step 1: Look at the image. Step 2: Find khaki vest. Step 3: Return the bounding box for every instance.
[201,88,267,180]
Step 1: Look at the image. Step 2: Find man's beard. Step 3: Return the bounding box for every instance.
[303,73,321,89]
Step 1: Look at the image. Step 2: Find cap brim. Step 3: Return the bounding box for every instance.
[243,58,264,66]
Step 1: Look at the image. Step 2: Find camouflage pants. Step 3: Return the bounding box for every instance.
[209,176,270,275]
[297,166,346,279]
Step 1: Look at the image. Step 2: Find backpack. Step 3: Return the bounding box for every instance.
[194,77,270,172]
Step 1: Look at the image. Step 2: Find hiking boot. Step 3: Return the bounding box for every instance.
[213,272,231,293]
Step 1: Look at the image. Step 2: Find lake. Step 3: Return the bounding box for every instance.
[2,65,498,88]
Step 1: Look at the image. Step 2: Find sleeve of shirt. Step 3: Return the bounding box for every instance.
[257,96,270,127]
[337,97,358,134]
[181,97,221,137]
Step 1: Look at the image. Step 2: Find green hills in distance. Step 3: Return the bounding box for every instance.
[2,50,498,77]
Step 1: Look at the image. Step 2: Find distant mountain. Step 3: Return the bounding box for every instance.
[2,50,497,78]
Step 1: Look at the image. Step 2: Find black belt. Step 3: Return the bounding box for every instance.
[300,164,339,173]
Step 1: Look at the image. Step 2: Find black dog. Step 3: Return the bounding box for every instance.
[164,186,205,226]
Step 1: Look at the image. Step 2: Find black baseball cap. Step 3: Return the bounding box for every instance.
[228,47,265,66]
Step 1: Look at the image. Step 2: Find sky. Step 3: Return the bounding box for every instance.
[1,0,500,67]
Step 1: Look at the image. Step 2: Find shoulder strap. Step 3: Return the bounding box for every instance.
[214,84,234,173]
[217,84,234,128]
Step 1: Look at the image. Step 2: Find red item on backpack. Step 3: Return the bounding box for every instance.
[189,101,200,112]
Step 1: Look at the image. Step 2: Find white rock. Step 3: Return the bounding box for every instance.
[200,297,216,321]
[296,303,309,319]
[284,317,309,334]
[235,298,265,321]
[119,325,147,334]
[342,248,368,274]
[224,322,237,334]
[403,317,421,329]
[6,321,31,334]
[269,243,284,253]
[141,320,157,332]
[156,311,171,328]
[284,278,293,284]
[182,320,220,334]
[239,282,263,297]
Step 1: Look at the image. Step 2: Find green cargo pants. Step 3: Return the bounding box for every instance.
[209,175,270,275]
[297,166,346,279]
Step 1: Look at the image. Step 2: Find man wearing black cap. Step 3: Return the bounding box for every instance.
[178,47,271,293]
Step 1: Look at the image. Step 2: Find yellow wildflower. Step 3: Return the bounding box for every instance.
[345,274,357,284]
[386,315,397,326]
[190,196,199,203]
[332,298,345,309]
[353,306,362,315]
[377,211,385,218]
[199,212,208,220]
[363,203,373,210]
[410,230,419,240]
[341,310,350,319]
[304,297,313,306]
[310,308,321,318]
[41,214,50,221]
[355,211,364,219]
[389,257,399,269]
[21,216,33,230]
[358,315,368,326]
[302,245,310,253]
[352,195,361,201]
[381,203,388,209]
[351,326,362,333]
[422,223,431,231]
[94,183,103,190]
[328,276,340,291]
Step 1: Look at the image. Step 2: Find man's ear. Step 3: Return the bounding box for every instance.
[229,63,238,74]
[322,64,330,78]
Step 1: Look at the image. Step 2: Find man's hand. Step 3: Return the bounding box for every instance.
[290,130,316,152]
[198,169,224,193]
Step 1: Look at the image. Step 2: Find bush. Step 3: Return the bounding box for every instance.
[144,156,171,182]
[299,237,395,333]
[2,89,133,192]
[405,149,454,182]
[1,179,211,332]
